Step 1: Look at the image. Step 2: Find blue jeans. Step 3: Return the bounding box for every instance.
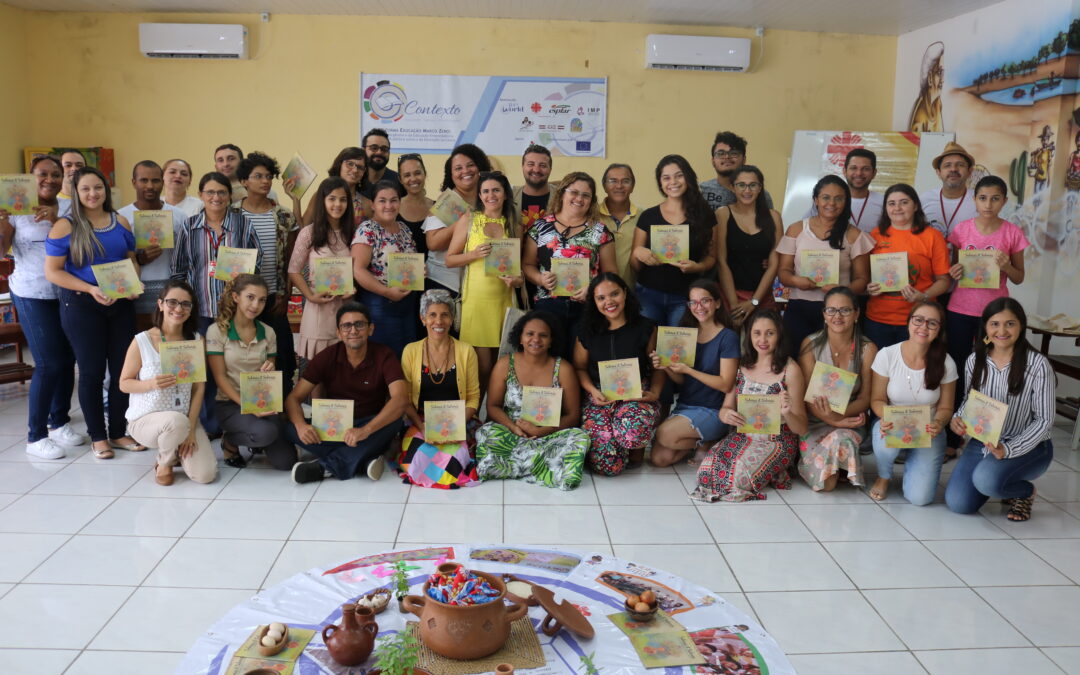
[871,419,945,506]
[533,297,584,360]
[10,293,76,442]
[863,318,909,350]
[359,290,417,359]
[635,283,687,327]
[945,438,1054,513]
[286,415,403,480]
[782,299,824,356]
[58,289,135,442]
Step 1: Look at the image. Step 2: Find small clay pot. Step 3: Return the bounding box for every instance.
[256,624,289,657]
[243,669,279,675]
[624,597,658,622]
[323,603,378,666]
[495,664,515,674]
[436,561,463,576]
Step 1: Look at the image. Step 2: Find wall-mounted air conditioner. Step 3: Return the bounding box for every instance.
[645,34,751,72]
[139,23,248,59]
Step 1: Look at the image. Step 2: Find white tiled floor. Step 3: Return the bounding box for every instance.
[0,379,1079,674]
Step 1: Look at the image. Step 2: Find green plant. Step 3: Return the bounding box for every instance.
[391,560,411,598]
[374,629,421,675]
[579,651,601,675]
[1010,151,1028,205]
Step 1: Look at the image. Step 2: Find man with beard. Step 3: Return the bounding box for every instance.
[803,148,883,233]
[513,143,555,232]
[920,141,976,239]
[699,131,774,211]
[215,143,278,203]
[56,149,87,218]
[359,128,400,199]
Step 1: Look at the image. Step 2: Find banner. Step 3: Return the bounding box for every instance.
[360,74,607,157]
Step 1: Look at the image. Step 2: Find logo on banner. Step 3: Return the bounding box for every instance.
[531,102,543,113]
[826,132,864,168]
[363,80,408,122]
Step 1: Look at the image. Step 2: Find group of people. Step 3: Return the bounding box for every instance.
[0,129,1055,521]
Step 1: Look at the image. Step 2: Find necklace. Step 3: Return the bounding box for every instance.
[425,338,452,385]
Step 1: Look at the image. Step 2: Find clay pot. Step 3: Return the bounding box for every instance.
[495,664,515,674]
[437,561,463,576]
[402,570,528,660]
[323,603,378,666]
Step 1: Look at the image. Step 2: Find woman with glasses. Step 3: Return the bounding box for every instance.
[523,171,617,358]
[425,144,493,296]
[798,287,876,492]
[777,175,874,352]
[868,301,956,504]
[716,165,783,326]
[303,147,372,226]
[119,281,218,485]
[648,280,740,467]
[865,183,951,349]
[597,163,641,286]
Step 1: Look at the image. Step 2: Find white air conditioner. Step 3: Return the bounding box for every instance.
[645,34,751,72]
[139,23,248,59]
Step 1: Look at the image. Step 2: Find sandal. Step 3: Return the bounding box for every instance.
[1006,491,1035,522]
[154,462,174,486]
[869,478,889,502]
[109,438,147,452]
[92,444,115,460]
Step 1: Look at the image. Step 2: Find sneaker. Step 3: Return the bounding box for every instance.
[291,459,325,484]
[366,456,385,481]
[48,423,88,446]
[26,438,65,460]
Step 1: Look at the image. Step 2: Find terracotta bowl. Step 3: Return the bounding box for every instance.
[624,598,658,622]
[358,590,392,615]
[244,669,280,675]
[502,574,539,607]
[256,624,290,656]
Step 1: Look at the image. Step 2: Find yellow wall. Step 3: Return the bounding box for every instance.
[0,3,28,173]
[5,8,897,206]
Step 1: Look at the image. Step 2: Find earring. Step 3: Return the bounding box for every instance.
[983,335,992,345]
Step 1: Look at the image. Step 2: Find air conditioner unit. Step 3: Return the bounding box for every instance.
[139,23,248,59]
[645,34,751,72]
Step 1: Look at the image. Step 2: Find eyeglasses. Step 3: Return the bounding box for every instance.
[604,178,633,186]
[713,150,743,159]
[823,307,855,317]
[365,144,390,153]
[162,298,193,311]
[398,153,422,162]
[342,160,365,171]
[687,298,715,309]
[339,320,370,332]
[566,188,593,201]
[247,173,273,181]
[201,189,229,198]
[910,315,941,329]
[733,182,761,191]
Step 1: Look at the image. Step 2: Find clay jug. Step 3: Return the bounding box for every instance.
[323,603,378,666]
[403,569,528,660]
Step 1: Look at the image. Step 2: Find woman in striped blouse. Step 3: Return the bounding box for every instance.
[945,297,1055,521]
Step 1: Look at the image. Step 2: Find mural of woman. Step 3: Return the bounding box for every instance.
[909,42,945,133]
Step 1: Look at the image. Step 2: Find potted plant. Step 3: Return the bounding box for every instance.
[370,629,430,675]
[391,560,412,612]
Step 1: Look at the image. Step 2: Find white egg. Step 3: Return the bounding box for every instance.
[269,622,286,634]
[261,635,278,647]
[268,628,283,640]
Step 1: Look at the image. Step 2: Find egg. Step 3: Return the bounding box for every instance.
[269,622,286,634]
[634,602,651,612]
[640,590,656,604]
[627,594,640,607]
[261,635,278,647]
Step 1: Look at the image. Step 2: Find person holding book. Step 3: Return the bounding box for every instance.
[597,163,642,287]
[302,147,371,226]
[798,287,877,492]
[649,280,740,467]
[285,301,408,484]
[692,308,808,502]
[865,183,952,350]
[206,274,294,469]
[397,289,481,489]
[631,155,717,326]
[161,159,204,218]
[946,298,1054,521]
[523,171,617,358]
[943,175,1029,460]
[351,180,420,358]
[777,175,874,352]
[0,155,86,459]
[476,310,589,489]
[574,273,665,476]
[868,301,956,504]
[44,166,143,459]
[424,144,493,296]
[446,171,523,396]
[288,177,356,363]
[119,281,218,485]
[716,165,783,326]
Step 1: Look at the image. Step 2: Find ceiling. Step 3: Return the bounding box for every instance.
[4,0,1004,35]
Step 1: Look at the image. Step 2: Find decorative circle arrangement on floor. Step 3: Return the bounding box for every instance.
[179,544,796,674]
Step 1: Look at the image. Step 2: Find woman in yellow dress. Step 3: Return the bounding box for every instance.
[446,171,522,397]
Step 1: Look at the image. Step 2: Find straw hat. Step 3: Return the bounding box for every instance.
[932,141,975,170]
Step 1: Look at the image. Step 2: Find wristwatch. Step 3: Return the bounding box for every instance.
[750,298,760,306]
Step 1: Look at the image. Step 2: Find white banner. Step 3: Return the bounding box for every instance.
[360,74,607,157]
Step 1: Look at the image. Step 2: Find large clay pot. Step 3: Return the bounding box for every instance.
[402,570,528,660]
[323,603,378,666]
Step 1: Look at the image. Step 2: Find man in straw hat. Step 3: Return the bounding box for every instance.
[920,141,976,239]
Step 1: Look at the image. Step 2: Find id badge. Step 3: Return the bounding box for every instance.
[207,259,217,279]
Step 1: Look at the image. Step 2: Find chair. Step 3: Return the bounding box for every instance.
[0,258,35,385]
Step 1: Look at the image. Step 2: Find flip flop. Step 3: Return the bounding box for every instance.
[110,439,148,452]
[93,445,115,459]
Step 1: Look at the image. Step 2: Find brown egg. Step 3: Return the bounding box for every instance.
[627,594,640,607]
[634,602,651,612]
[641,590,656,604]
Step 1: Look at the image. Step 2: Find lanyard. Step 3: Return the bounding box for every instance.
[939,190,967,232]
[852,196,870,228]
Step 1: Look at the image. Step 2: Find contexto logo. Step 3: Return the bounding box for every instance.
[363,80,408,123]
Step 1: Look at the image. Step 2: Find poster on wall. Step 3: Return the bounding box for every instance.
[360,74,607,157]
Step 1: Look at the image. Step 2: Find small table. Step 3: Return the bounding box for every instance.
[1029,326,1080,448]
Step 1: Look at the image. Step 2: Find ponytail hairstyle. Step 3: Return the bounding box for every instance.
[309,177,356,251]
[215,273,269,336]
[654,154,714,252]
[906,300,949,390]
[740,308,789,374]
[970,297,1037,397]
[811,174,853,250]
[877,183,930,236]
[681,279,731,330]
[153,280,199,340]
[67,166,115,267]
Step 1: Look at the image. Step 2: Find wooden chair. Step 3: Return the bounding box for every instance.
[0,258,35,385]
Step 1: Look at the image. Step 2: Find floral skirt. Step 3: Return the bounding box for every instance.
[799,423,863,491]
[581,399,661,476]
[696,429,799,501]
[474,422,588,490]
[397,424,479,489]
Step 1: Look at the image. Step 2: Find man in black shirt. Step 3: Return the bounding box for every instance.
[513,143,556,233]
[360,128,400,199]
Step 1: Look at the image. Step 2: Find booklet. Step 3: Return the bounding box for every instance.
[133,210,175,249]
[799,249,840,286]
[282,153,317,201]
[608,610,706,669]
[520,386,562,427]
[656,326,697,368]
[804,361,856,414]
[962,389,1009,446]
[311,398,353,442]
[387,252,425,291]
[485,238,521,277]
[883,405,932,448]
[90,259,143,299]
[737,394,781,435]
[0,174,37,216]
[240,371,283,415]
[312,257,354,296]
[650,224,690,263]
[958,250,1001,289]
[598,358,642,401]
[431,189,470,226]
[424,400,466,443]
[214,246,258,281]
[158,339,206,384]
[870,252,908,292]
[550,257,589,297]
